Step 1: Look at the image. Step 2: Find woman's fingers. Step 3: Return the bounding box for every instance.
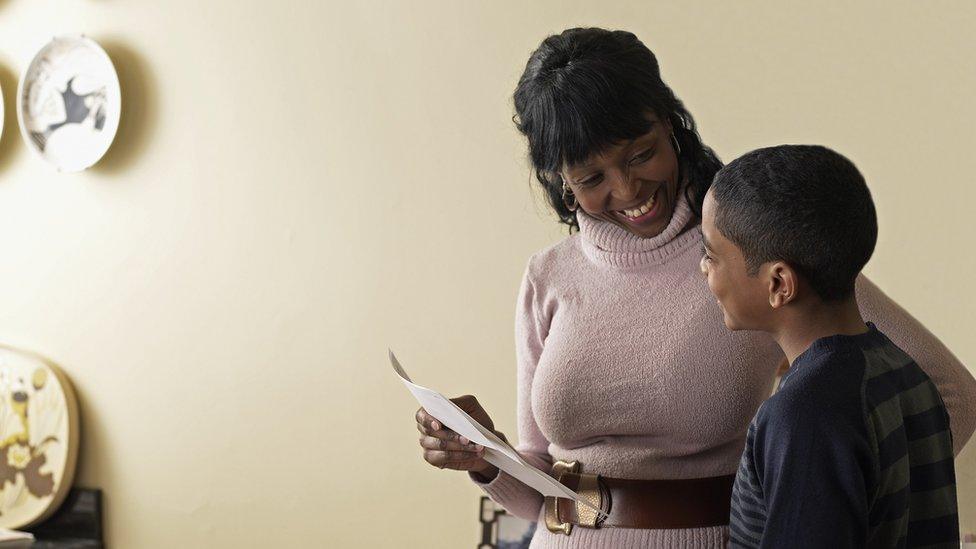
[423,449,485,470]
[414,408,471,445]
[415,405,489,471]
[440,458,486,471]
[416,422,472,446]
[415,408,445,433]
[419,434,483,453]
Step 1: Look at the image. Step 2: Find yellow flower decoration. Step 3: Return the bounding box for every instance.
[32,369,47,391]
[6,443,31,469]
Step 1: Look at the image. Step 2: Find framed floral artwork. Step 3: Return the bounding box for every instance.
[0,347,79,528]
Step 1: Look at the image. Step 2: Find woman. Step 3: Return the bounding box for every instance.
[414,28,976,547]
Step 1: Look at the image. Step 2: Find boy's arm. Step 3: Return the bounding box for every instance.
[755,399,871,548]
[856,275,976,454]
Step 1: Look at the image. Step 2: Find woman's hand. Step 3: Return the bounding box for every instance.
[415,395,500,480]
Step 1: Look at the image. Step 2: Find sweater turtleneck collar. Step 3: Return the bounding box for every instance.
[576,188,701,268]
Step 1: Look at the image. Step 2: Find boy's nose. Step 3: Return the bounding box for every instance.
[699,255,708,275]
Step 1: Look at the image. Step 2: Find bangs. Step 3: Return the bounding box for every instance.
[512,28,723,229]
[524,66,657,173]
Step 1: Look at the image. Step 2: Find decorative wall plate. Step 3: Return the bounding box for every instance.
[18,35,121,172]
[0,347,79,528]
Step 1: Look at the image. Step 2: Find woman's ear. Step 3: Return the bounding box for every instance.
[767,262,799,308]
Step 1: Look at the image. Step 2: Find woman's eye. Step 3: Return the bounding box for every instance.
[629,149,655,165]
[578,175,603,187]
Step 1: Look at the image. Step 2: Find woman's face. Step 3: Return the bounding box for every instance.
[560,114,680,239]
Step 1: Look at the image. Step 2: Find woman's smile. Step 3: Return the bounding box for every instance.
[592,177,678,238]
[615,186,663,226]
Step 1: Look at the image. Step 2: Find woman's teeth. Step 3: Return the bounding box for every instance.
[622,194,656,219]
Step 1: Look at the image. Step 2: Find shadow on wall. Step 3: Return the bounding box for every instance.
[92,39,157,175]
[0,59,24,175]
[65,371,110,546]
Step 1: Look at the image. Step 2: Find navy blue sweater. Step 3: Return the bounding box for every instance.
[729,324,958,548]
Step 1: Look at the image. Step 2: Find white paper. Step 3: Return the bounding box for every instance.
[390,350,605,516]
[0,528,34,548]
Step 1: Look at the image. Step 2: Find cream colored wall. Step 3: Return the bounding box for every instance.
[0,1,971,547]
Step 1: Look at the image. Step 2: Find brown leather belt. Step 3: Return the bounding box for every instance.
[544,461,735,534]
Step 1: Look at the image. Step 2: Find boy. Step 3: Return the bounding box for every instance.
[699,145,959,547]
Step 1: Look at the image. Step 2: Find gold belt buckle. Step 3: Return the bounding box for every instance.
[544,460,602,535]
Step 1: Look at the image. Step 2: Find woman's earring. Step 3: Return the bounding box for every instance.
[670,133,682,157]
[561,181,578,212]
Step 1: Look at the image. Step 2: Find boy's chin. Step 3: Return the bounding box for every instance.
[718,302,763,331]
[722,312,751,332]
[724,314,767,332]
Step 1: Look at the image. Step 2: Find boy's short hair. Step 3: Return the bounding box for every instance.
[710,145,878,301]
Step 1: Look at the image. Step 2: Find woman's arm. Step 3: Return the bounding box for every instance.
[856,275,976,454]
[470,262,554,521]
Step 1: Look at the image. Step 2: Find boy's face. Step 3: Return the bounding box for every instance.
[700,189,774,331]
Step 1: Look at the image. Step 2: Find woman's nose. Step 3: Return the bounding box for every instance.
[699,255,709,275]
[608,169,640,202]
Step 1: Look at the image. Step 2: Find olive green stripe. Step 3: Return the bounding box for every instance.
[862,346,913,379]
[863,353,891,380]
[868,385,943,442]
[906,486,960,521]
[871,512,907,546]
[873,377,942,418]
[868,396,904,442]
[904,431,954,467]
[877,453,910,496]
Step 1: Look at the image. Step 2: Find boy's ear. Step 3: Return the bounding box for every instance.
[767,261,799,308]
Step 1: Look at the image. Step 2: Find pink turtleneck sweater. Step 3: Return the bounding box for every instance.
[474,195,976,548]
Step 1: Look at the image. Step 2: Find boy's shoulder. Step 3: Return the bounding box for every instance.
[752,324,944,444]
[755,337,870,433]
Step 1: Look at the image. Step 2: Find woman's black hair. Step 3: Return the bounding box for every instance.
[513,28,722,230]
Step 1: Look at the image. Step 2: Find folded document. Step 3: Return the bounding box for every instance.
[0,529,33,548]
[390,350,604,516]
